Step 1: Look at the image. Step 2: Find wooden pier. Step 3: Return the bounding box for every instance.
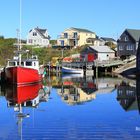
[45,58,126,77]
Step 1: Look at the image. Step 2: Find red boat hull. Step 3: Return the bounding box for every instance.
[5,66,42,86]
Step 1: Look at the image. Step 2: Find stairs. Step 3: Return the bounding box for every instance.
[113,59,136,74]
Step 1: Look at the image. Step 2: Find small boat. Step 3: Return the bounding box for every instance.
[1,51,42,86]
[62,66,84,75]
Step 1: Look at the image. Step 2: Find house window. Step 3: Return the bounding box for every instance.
[127,45,133,50]
[119,45,123,50]
[73,32,77,38]
[87,39,91,43]
[64,33,68,38]
[29,39,32,43]
[33,32,37,36]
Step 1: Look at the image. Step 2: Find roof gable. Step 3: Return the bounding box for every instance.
[101,37,116,42]
[126,29,140,42]
[34,27,49,39]
[68,27,95,34]
[90,46,114,53]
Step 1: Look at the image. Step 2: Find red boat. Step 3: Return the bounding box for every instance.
[2,54,43,86]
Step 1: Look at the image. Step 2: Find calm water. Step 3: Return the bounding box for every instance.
[0,75,140,140]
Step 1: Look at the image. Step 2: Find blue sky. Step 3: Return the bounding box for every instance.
[0,0,140,40]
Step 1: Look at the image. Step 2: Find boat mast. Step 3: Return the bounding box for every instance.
[19,0,22,65]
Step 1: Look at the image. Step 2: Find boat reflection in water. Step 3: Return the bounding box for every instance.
[5,84,41,106]
[4,83,50,108]
[55,74,118,105]
[2,83,50,139]
[116,78,140,114]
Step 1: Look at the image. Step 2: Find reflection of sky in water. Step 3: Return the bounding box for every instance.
[0,76,140,140]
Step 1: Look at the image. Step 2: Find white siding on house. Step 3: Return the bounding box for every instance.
[98,53,112,61]
[27,27,50,47]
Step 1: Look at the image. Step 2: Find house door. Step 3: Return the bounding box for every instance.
[61,40,64,46]
[73,40,76,46]
[74,40,78,46]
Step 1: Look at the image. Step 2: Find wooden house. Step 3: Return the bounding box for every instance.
[117,29,140,59]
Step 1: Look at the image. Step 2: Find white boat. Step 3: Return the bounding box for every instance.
[62,73,83,80]
[62,66,84,75]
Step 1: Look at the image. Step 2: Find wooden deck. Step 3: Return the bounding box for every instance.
[46,56,136,76]
[62,58,125,69]
[94,59,125,67]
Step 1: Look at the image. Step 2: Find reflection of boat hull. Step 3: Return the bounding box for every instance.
[5,66,42,86]
[62,73,83,80]
[5,83,42,104]
[62,66,83,74]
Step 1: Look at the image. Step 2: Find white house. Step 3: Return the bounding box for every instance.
[27,27,50,47]
[90,45,115,61]
[80,45,115,62]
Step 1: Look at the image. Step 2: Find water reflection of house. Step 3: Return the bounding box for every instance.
[57,76,97,105]
[56,76,119,105]
[57,84,96,105]
[136,78,140,113]
[94,77,118,94]
[116,81,137,111]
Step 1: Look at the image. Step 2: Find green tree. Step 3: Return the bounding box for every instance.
[50,40,57,46]
[105,41,116,50]
[0,38,16,65]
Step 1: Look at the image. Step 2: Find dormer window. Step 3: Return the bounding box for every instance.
[33,32,37,36]
[124,36,128,41]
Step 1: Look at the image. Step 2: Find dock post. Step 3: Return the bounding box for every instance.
[105,68,107,75]
[96,66,98,78]
[112,66,115,72]
[95,60,98,78]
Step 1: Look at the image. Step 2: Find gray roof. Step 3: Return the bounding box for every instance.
[34,27,50,39]
[126,29,140,42]
[70,27,95,34]
[90,45,114,53]
[87,37,101,41]
[101,37,116,42]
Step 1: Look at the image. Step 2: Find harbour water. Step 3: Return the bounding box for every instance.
[0,75,140,140]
